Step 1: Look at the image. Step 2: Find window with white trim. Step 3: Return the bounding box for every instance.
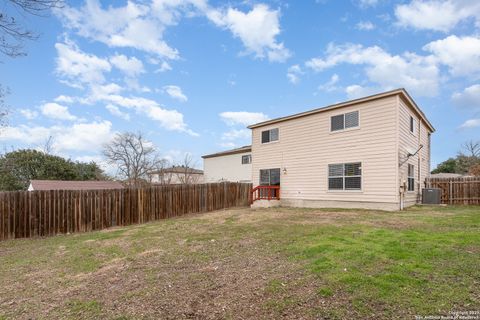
[328,162,362,190]
[241,155,252,164]
[331,111,359,132]
[408,164,415,191]
[261,128,279,143]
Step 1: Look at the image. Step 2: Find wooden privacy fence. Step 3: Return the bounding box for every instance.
[0,182,252,240]
[425,177,480,205]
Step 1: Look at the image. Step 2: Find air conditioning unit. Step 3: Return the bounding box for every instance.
[422,188,441,205]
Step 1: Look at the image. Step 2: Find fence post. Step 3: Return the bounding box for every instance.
[449,181,453,205]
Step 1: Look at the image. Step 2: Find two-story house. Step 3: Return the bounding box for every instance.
[248,88,434,211]
[202,145,252,183]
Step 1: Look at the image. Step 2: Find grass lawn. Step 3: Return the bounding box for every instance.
[0,205,479,319]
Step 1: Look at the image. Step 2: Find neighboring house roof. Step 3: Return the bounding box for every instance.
[29,180,124,191]
[149,166,204,175]
[202,145,252,159]
[248,88,435,133]
[429,173,464,178]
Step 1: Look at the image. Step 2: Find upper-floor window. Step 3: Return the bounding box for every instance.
[328,162,362,190]
[261,128,279,143]
[331,111,359,132]
[410,116,417,135]
[242,155,252,164]
[408,164,415,191]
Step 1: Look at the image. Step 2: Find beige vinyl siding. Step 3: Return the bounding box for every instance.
[203,152,252,183]
[397,97,431,205]
[252,96,398,204]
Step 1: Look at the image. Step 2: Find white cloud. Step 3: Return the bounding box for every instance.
[395,0,480,32]
[155,61,172,73]
[287,64,303,84]
[57,0,179,59]
[124,78,151,93]
[423,35,480,77]
[55,81,195,135]
[0,120,114,153]
[219,141,236,148]
[56,121,114,152]
[54,95,75,104]
[163,85,188,102]
[99,94,198,136]
[20,109,38,120]
[358,0,379,7]
[208,4,291,62]
[459,119,480,129]
[305,43,440,97]
[219,128,251,148]
[345,85,379,99]
[55,40,111,88]
[318,74,340,92]
[222,128,251,141]
[58,1,290,63]
[106,104,130,121]
[220,111,269,126]
[110,54,145,77]
[40,102,77,121]
[452,84,480,111]
[356,21,375,30]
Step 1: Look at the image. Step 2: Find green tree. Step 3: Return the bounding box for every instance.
[431,158,457,174]
[75,161,108,180]
[431,140,480,175]
[0,149,107,191]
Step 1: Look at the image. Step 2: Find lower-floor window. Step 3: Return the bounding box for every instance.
[408,164,415,191]
[260,168,281,186]
[328,162,362,190]
[259,168,280,198]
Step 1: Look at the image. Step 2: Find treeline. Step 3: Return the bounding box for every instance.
[0,149,107,191]
[432,140,480,176]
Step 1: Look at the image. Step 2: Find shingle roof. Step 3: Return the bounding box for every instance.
[202,145,252,159]
[29,180,124,191]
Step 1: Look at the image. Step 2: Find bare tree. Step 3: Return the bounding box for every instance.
[461,140,480,158]
[175,153,201,185]
[42,135,54,154]
[1,0,63,58]
[102,132,166,187]
[147,158,173,185]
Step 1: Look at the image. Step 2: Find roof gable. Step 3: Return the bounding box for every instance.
[248,88,435,133]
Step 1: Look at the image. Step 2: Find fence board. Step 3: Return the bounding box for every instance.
[426,177,480,205]
[0,182,252,240]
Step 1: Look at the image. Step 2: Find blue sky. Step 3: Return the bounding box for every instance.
[0,0,479,172]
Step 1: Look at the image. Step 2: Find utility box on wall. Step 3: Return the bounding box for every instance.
[422,188,441,205]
